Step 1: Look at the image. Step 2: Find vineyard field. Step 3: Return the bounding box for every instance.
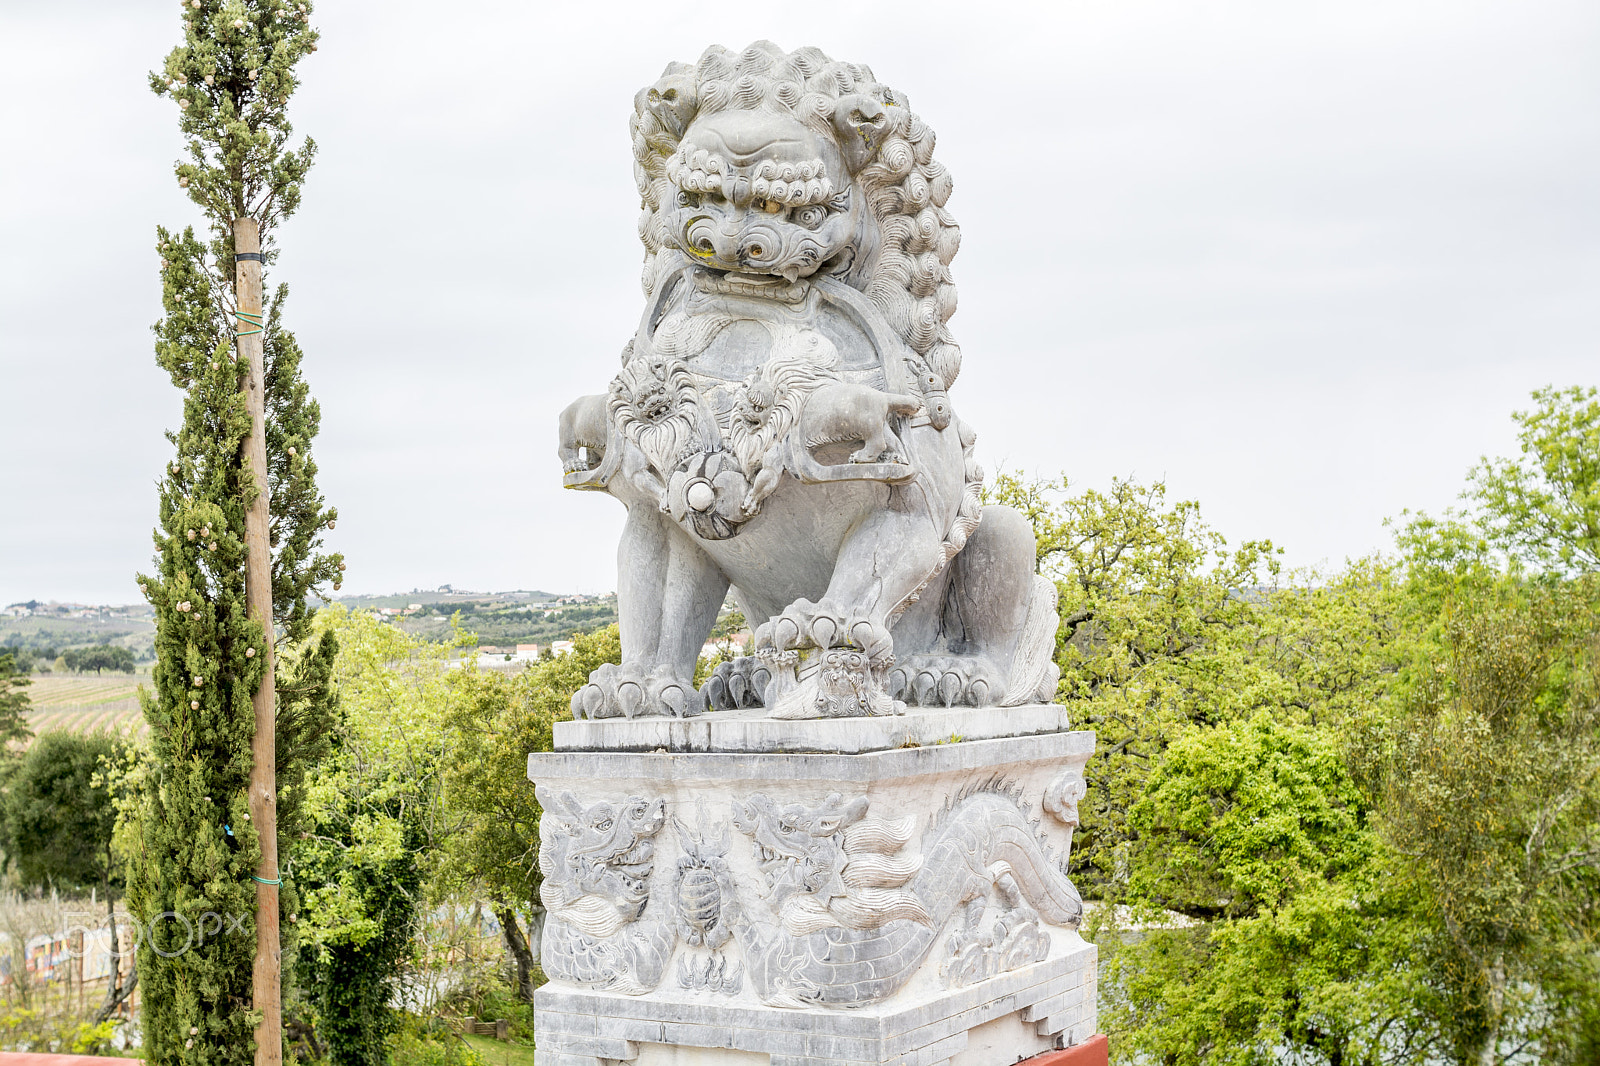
[24,675,147,738]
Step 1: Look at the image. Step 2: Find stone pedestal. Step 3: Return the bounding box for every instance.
[528,714,1097,1066]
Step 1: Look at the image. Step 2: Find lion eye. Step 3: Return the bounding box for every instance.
[794,206,825,228]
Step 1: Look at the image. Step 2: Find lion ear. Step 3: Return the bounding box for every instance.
[831,94,889,172]
[642,73,698,140]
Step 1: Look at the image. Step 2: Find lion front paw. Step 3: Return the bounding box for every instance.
[573,663,704,719]
[754,599,892,659]
[701,656,772,711]
[887,655,1004,708]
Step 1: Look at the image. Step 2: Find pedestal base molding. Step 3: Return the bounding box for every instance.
[535,940,1096,1066]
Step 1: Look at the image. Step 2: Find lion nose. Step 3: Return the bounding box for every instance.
[688,228,741,264]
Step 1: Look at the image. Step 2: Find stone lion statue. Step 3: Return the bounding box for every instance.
[557,42,1060,719]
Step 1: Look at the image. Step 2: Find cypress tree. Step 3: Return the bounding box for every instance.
[132,1,341,1060]
[0,651,33,747]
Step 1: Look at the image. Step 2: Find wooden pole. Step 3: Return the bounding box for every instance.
[234,216,282,1066]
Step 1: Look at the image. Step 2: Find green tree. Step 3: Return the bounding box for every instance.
[299,831,422,1066]
[1364,385,1600,1063]
[288,608,618,1053]
[991,475,1272,886]
[129,1,339,1062]
[1104,714,1446,1066]
[293,606,458,1064]
[1358,582,1600,1065]
[0,652,32,747]
[3,647,38,675]
[995,474,1428,1064]
[1466,385,1600,573]
[440,625,621,1001]
[1007,386,1599,1064]
[992,474,1407,890]
[63,645,136,675]
[0,731,137,1021]
[1128,714,1368,921]
[1098,711,1450,1066]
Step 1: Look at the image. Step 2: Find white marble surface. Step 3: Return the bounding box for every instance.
[556,40,1061,722]
[535,941,1097,1066]
[529,730,1098,1066]
[553,703,1074,754]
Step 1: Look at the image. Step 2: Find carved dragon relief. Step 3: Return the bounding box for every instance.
[536,791,676,995]
[726,780,1084,1008]
[556,42,1062,721]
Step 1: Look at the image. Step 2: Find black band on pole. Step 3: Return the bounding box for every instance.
[234,252,265,263]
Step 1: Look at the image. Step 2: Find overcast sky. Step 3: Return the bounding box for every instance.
[2,0,1596,606]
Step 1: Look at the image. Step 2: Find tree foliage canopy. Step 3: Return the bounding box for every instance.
[286,607,619,1055]
[0,731,129,894]
[61,645,136,675]
[1466,385,1600,574]
[1075,385,1600,1066]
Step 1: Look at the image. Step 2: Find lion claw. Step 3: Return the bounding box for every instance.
[617,682,643,719]
[578,662,701,719]
[892,655,1005,708]
[754,598,872,660]
[702,657,772,711]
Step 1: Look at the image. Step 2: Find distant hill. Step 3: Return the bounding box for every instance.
[3,588,620,666]
[318,587,618,648]
[1,601,155,665]
[328,588,570,610]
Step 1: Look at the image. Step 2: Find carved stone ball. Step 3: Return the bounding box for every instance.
[686,481,716,512]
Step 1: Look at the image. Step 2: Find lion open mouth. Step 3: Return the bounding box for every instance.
[690,265,809,304]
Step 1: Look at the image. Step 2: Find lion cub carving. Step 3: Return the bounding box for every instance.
[557,42,1059,719]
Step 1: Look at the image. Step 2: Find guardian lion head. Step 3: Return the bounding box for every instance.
[629,42,964,393]
[609,353,703,476]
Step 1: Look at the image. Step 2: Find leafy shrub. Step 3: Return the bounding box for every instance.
[0,1007,120,1055]
[388,1016,484,1066]
[438,964,539,1043]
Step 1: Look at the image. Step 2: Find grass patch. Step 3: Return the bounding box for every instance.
[459,1034,537,1066]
